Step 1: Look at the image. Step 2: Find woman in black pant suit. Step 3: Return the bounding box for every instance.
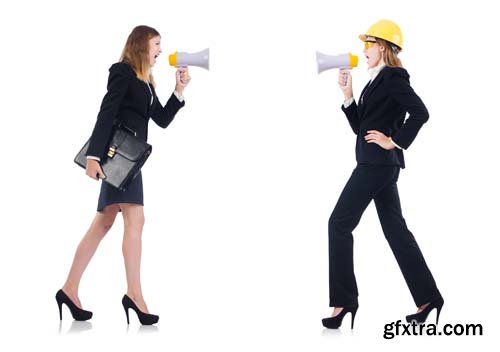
[322,20,443,329]
[56,25,190,325]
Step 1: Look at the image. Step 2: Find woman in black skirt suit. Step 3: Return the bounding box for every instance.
[322,20,443,329]
[56,25,189,325]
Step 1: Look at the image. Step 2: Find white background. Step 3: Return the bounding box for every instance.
[0,0,498,350]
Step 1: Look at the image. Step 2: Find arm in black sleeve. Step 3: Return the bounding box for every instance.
[341,100,360,135]
[150,93,185,128]
[86,63,132,159]
[383,68,429,150]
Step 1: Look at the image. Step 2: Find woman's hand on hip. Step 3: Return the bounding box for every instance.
[364,130,395,150]
[175,67,191,94]
[86,159,106,180]
[338,69,353,99]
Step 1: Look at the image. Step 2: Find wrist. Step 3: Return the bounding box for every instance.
[386,137,394,149]
[389,137,403,150]
[344,92,353,100]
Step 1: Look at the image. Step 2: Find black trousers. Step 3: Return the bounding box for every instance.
[328,164,441,307]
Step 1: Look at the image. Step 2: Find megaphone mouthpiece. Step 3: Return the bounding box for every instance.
[169,48,210,70]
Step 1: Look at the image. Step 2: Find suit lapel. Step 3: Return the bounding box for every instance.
[358,80,371,117]
[358,66,387,117]
[140,81,154,115]
[149,84,158,113]
[361,66,387,104]
[138,79,149,98]
[359,81,371,105]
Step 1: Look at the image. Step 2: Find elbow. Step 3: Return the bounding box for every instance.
[411,108,429,124]
[419,103,430,123]
[152,114,172,129]
[159,120,172,129]
[422,109,430,123]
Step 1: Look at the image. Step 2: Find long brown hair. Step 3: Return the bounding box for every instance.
[120,25,160,84]
[376,38,403,68]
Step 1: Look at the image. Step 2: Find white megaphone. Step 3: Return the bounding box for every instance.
[316,52,358,74]
[169,48,209,70]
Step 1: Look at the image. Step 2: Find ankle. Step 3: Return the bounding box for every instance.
[419,302,430,309]
[61,285,78,297]
[126,291,144,303]
[332,307,344,317]
[417,302,430,313]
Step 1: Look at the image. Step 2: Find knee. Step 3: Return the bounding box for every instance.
[92,217,116,237]
[124,214,145,234]
[384,229,418,248]
[328,213,353,240]
[100,220,115,233]
[135,214,145,230]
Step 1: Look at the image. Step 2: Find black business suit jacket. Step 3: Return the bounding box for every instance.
[86,62,185,160]
[341,66,429,169]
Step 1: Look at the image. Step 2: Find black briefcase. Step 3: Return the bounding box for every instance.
[74,127,152,191]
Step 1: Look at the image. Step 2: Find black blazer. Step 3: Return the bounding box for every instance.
[86,62,185,160]
[341,66,429,168]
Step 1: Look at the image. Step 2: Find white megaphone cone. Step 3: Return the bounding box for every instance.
[169,48,210,70]
[316,52,358,74]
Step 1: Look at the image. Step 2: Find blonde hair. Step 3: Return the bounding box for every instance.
[120,25,160,85]
[376,38,403,68]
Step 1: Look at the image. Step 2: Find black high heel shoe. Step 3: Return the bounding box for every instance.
[322,305,358,329]
[122,295,159,325]
[55,289,93,321]
[406,297,444,324]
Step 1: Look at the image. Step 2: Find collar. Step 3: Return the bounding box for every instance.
[369,62,386,82]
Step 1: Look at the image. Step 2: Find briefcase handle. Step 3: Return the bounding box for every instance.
[115,123,137,137]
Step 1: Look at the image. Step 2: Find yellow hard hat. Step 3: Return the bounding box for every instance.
[359,19,403,50]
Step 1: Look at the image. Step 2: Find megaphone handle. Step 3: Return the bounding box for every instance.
[341,69,349,86]
[176,66,189,86]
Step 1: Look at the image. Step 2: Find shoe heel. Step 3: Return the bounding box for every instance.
[124,306,130,324]
[351,309,357,329]
[436,305,443,325]
[57,300,63,321]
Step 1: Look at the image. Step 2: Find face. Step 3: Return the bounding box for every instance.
[148,35,162,66]
[363,37,384,69]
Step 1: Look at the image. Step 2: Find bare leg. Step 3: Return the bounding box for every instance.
[416,302,430,313]
[62,204,120,308]
[121,203,150,313]
[331,307,344,317]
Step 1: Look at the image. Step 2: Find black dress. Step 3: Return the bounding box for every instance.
[85,62,185,212]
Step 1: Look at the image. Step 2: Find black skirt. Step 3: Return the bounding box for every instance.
[97,172,144,212]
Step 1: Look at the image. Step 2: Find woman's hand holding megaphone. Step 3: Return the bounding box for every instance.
[338,69,353,100]
[175,67,191,94]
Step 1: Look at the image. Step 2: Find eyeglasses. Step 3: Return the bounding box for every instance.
[364,41,376,50]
